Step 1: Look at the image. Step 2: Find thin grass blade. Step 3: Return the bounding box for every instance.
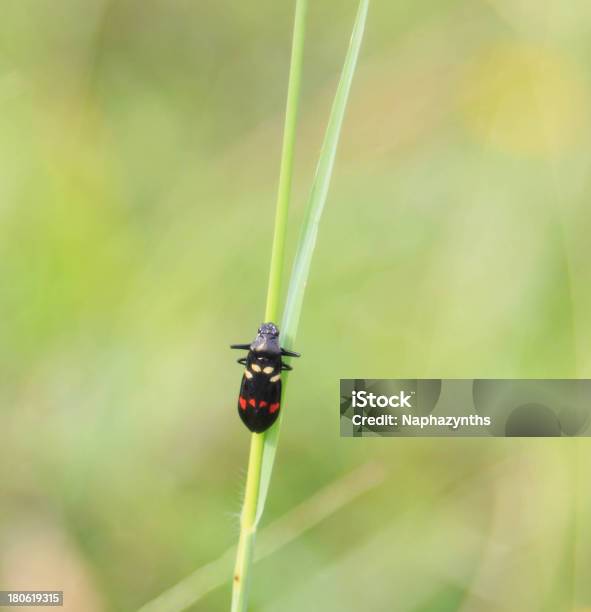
[256,0,369,525]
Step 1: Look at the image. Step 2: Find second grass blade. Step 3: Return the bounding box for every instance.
[256,0,370,525]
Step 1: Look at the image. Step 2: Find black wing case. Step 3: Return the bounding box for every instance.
[238,369,281,433]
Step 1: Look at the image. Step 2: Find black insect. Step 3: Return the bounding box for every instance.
[231,322,300,433]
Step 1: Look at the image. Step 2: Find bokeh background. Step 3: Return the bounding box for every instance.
[1,1,591,610]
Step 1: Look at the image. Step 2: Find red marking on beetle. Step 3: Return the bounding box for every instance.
[259,401,268,408]
[248,398,256,407]
[269,402,280,414]
[239,397,247,410]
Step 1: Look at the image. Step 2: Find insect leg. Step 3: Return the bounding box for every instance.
[231,344,251,350]
[281,348,300,358]
[281,363,292,371]
[237,357,248,365]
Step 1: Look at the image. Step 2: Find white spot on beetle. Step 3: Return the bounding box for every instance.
[251,364,262,372]
[245,369,253,379]
[263,366,274,374]
[270,373,281,383]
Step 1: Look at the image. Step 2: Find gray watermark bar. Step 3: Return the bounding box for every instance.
[340,379,591,437]
[0,591,63,606]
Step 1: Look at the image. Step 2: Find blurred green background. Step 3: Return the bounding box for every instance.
[1,1,591,610]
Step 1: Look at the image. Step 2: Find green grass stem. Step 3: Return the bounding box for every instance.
[230,1,308,610]
[232,0,368,608]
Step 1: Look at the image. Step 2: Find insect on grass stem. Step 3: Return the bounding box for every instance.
[230,1,308,610]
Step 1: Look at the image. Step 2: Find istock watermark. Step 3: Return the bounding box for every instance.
[351,390,413,409]
[341,379,591,437]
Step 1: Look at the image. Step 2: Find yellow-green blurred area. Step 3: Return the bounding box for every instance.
[1,0,591,610]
